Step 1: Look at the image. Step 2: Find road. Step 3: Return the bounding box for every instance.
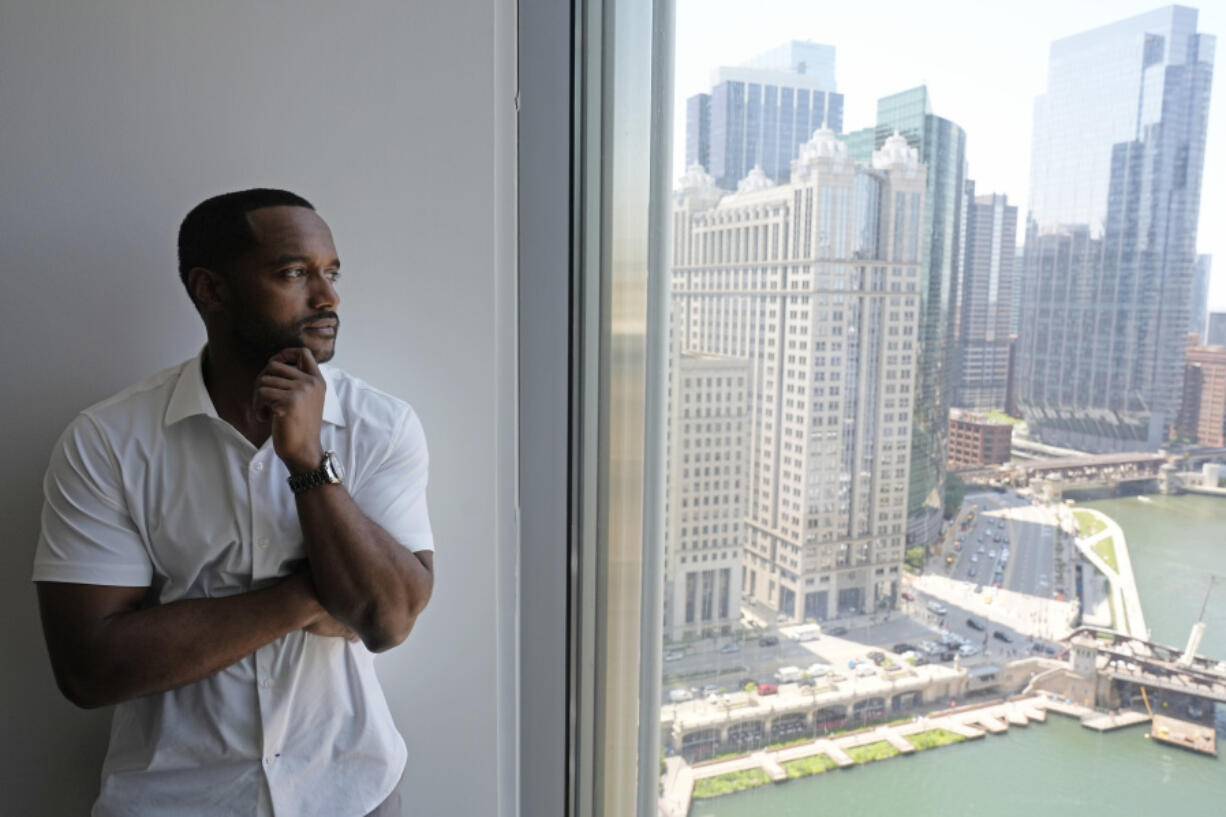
[945,491,1057,599]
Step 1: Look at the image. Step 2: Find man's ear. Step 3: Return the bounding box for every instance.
[187,266,229,314]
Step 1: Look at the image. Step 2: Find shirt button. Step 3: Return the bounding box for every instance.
[261,678,275,689]
[253,461,265,472]
[257,537,269,549]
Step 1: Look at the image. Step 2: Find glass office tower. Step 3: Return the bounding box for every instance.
[686,41,844,191]
[1016,6,1215,452]
[844,86,967,547]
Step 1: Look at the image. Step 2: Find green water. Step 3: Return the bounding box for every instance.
[695,494,1226,817]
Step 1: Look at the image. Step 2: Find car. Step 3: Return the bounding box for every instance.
[900,591,915,602]
[958,643,980,657]
[719,642,740,654]
[966,617,985,631]
[911,654,930,666]
[824,625,849,636]
[867,651,887,665]
[854,662,877,677]
[664,649,685,662]
[926,601,948,616]
[668,688,693,703]
[937,650,956,662]
[892,642,918,654]
[806,662,832,677]
[968,566,978,579]
[993,630,1012,643]
[988,550,997,559]
[701,683,720,695]
[970,553,979,563]
[977,544,986,553]
[755,682,778,696]
[758,635,780,647]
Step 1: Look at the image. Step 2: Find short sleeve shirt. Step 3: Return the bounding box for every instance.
[32,349,433,817]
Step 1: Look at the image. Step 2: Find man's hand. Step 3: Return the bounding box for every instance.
[254,347,326,473]
[305,610,360,642]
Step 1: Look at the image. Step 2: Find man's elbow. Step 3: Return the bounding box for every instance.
[54,666,114,710]
[359,596,428,653]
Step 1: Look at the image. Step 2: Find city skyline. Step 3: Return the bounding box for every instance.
[673,1,1226,310]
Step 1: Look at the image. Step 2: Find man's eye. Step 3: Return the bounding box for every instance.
[283,268,306,279]
[326,270,342,282]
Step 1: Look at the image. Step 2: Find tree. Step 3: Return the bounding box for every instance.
[943,473,966,520]
[904,546,926,570]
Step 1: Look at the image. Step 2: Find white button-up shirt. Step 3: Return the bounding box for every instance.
[33,349,434,817]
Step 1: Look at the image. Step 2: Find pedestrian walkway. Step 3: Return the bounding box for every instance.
[1072,508,1148,639]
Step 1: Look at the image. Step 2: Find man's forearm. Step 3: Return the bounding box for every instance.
[37,574,323,709]
[295,484,431,652]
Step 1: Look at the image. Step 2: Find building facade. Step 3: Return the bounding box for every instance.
[954,186,1017,411]
[1016,7,1216,452]
[947,409,1014,468]
[1190,254,1212,339]
[843,86,968,549]
[686,41,844,191]
[1176,340,1226,448]
[671,130,926,623]
[663,352,749,641]
[1208,312,1226,347]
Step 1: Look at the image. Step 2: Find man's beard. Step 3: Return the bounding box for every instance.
[230,309,339,366]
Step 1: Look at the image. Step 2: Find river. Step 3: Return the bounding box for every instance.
[693,493,1226,817]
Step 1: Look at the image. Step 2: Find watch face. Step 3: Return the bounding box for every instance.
[325,451,345,483]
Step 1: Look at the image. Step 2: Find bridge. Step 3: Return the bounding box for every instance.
[1063,625,1226,706]
[954,451,1173,498]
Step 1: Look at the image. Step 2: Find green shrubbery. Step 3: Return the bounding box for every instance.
[847,741,900,764]
[691,768,772,799]
[905,729,966,750]
[782,754,837,779]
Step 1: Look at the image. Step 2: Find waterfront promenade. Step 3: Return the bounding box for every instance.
[1069,507,1148,640]
[658,694,1120,817]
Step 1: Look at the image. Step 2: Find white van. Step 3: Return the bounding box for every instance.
[773,665,804,683]
[788,624,821,642]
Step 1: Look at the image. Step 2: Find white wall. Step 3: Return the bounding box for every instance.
[0,2,517,814]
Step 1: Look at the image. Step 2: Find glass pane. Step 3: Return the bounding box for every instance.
[653,4,1225,816]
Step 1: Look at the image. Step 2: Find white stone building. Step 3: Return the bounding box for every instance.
[670,129,926,623]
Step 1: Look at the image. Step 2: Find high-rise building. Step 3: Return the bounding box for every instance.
[671,130,926,622]
[955,185,1017,411]
[1176,338,1226,448]
[686,41,844,191]
[1016,6,1215,452]
[1191,254,1212,339]
[1010,247,1025,337]
[947,409,1013,468]
[662,352,749,642]
[1208,312,1226,347]
[843,86,968,548]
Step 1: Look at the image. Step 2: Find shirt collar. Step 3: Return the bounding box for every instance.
[165,347,347,427]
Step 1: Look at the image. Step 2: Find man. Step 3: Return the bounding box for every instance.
[33,189,434,816]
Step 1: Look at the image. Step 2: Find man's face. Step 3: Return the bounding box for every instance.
[222,206,342,365]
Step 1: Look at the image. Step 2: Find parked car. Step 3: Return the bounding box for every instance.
[867,651,887,665]
[937,650,956,662]
[993,630,1013,643]
[664,649,685,662]
[966,617,985,631]
[892,642,918,654]
[719,642,741,654]
[806,662,832,677]
[970,553,980,563]
[958,643,980,657]
[824,624,849,636]
[701,683,721,695]
[755,682,778,696]
[668,688,693,703]
[968,566,977,579]
[773,666,803,683]
[900,591,916,602]
[758,635,780,647]
[854,662,877,677]
[988,550,997,559]
[926,601,948,616]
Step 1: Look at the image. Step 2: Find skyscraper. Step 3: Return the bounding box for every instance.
[1190,254,1212,339]
[662,352,749,642]
[1208,312,1226,347]
[671,131,926,622]
[1016,6,1215,452]
[686,41,844,191]
[843,86,968,548]
[955,185,1017,411]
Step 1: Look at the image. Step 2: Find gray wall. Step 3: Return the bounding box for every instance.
[0,2,517,814]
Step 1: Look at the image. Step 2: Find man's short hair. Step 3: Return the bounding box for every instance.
[177,188,315,306]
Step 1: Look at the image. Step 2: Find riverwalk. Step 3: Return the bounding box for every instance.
[1069,507,1148,639]
[658,694,1119,817]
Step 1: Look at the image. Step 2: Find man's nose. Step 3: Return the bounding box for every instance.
[309,271,340,310]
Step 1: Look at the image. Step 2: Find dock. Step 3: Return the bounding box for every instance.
[1150,715,1218,756]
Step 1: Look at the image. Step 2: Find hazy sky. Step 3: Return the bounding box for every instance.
[673,0,1225,310]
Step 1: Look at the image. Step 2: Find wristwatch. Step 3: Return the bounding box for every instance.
[288,451,345,494]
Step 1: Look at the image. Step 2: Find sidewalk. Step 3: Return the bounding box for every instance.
[1072,508,1148,639]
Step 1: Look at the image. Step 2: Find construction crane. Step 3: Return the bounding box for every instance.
[1177,576,1217,666]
